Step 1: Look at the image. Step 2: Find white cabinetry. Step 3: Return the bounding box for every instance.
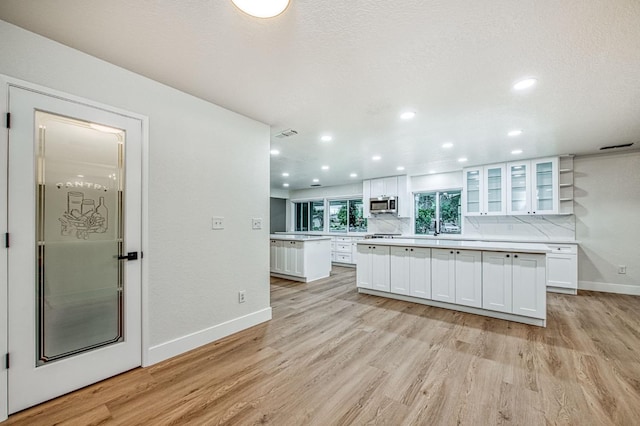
[482,252,513,313]
[507,157,559,215]
[432,248,482,307]
[512,253,546,319]
[463,164,506,216]
[363,175,409,218]
[357,244,390,291]
[482,251,546,319]
[546,243,578,294]
[270,237,332,282]
[333,236,354,264]
[390,246,431,298]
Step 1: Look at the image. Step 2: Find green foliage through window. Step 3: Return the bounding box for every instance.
[414,190,461,234]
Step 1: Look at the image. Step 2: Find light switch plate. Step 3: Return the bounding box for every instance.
[252,218,263,230]
[212,217,224,230]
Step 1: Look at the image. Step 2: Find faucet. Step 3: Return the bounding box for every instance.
[433,220,439,236]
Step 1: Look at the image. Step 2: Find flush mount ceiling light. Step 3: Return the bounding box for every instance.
[511,149,523,155]
[458,157,468,163]
[312,178,319,183]
[283,183,289,187]
[282,172,289,177]
[400,111,416,120]
[231,0,290,18]
[508,129,523,137]
[513,77,537,91]
[372,155,382,161]
[350,173,358,178]
[321,165,329,170]
[321,135,332,142]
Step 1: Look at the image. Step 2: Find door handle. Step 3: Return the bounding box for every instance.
[118,252,138,261]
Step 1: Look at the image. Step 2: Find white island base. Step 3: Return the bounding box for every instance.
[270,235,332,283]
[358,288,546,327]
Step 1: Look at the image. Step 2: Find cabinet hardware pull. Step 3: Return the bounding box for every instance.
[456,251,460,254]
[506,254,510,257]
[410,249,413,251]
[450,250,454,254]
[514,254,518,258]
[405,248,408,251]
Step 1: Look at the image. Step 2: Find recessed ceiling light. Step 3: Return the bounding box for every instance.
[312,178,319,183]
[458,157,468,163]
[508,130,523,137]
[397,166,405,171]
[429,170,436,174]
[283,183,289,187]
[321,135,332,142]
[442,142,454,149]
[77,174,84,178]
[372,155,381,161]
[282,172,289,177]
[350,173,357,178]
[270,149,280,155]
[231,0,290,18]
[321,165,329,170]
[511,149,523,155]
[400,111,416,120]
[513,78,537,91]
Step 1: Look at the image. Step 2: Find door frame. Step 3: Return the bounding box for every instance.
[0,75,150,422]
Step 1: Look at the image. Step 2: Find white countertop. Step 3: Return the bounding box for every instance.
[270,234,332,242]
[356,238,551,254]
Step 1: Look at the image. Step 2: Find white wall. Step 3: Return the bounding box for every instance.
[574,151,640,293]
[0,20,271,367]
[289,182,362,200]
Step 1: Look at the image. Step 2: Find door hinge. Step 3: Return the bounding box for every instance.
[5,353,9,369]
[5,112,10,129]
[4,233,8,248]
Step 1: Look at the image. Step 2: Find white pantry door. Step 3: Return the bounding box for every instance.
[7,86,142,414]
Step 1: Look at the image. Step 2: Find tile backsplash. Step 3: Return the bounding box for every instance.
[368,214,575,241]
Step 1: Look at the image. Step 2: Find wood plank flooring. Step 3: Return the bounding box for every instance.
[7,266,640,425]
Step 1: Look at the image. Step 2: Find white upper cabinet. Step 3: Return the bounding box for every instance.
[531,157,559,215]
[363,175,409,218]
[463,164,506,216]
[507,161,532,215]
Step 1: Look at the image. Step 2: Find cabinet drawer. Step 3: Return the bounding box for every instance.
[547,244,577,254]
[335,236,352,242]
[336,243,351,252]
[335,253,352,263]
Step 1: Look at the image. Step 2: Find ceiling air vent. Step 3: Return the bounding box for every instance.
[310,184,321,187]
[599,142,634,150]
[274,128,298,138]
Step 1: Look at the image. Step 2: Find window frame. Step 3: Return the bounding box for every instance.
[290,196,368,234]
[412,188,463,235]
[292,199,325,232]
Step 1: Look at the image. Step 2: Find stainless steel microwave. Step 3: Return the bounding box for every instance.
[370,197,397,214]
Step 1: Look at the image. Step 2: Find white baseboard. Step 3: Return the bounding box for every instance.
[145,307,272,366]
[579,280,640,296]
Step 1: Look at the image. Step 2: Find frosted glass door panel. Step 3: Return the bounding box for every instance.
[36,111,124,365]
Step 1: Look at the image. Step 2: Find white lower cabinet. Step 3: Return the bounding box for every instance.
[512,253,546,319]
[546,244,578,293]
[431,248,482,307]
[357,244,390,291]
[284,241,304,276]
[390,247,431,298]
[482,251,546,319]
[482,252,513,313]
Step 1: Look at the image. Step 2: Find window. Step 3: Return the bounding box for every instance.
[328,198,367,233]
[414,190,461,235]
[294,200,324,231]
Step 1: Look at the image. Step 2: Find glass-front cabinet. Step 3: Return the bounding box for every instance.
[506,157,558,215]
[531,157,558,214]
[463,164,506,216]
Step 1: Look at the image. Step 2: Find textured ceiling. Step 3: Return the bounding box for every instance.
[1,0,639,191]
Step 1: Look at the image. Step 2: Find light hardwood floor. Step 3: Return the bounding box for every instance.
[7,266,640,425]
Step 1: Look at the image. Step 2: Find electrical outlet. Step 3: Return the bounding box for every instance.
[212,217,224,230]
[618,265,627,274]
[238,290,246,303]
[252,218,263,230]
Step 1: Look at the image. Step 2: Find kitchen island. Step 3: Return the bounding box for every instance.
[356,238,550,326]
[270,234,332,282]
